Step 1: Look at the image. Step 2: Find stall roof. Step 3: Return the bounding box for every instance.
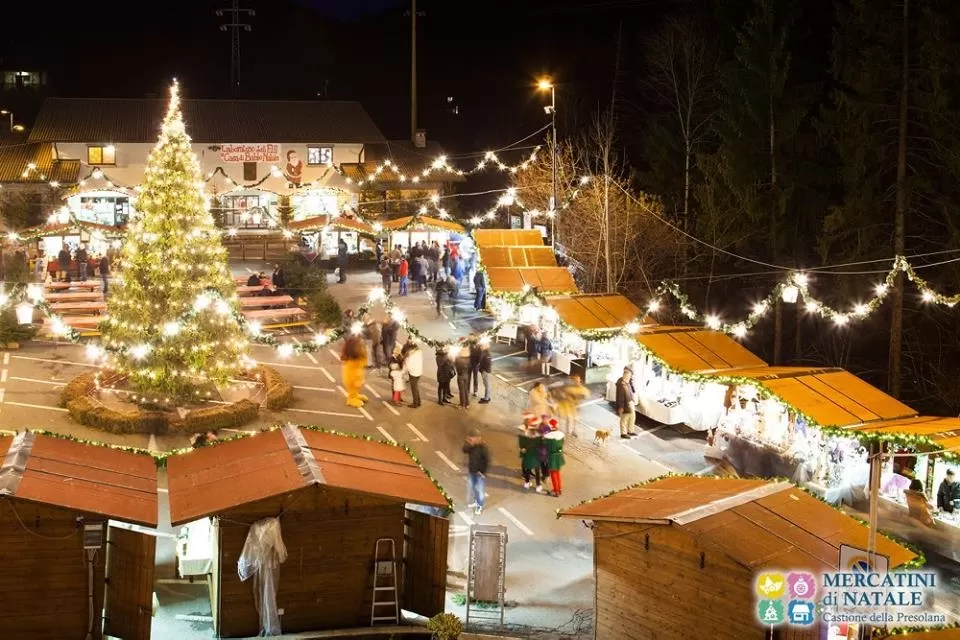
[736,368,917,428]
[478,246,557,268]
[843,415,960,451]
[472,229,545,248]
[381,215,465,233]
[559,476,917,571]
[544,294,644,331]
[634,327,767,373]
[0,432,158,527]
[485,266,579,294]
[166,426,448,526]
[287,214,376,235]
[0,142,81,185]
[19,220,125,239]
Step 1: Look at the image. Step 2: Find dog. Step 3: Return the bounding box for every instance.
[593,429,611,446]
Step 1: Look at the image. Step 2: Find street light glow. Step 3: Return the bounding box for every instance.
[537,78,553,91]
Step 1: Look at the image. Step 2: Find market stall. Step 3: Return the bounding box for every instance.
[472,228,545,248]
[606,325,766,429]
[287,214,376,257]
[477,245,557,268]
[66,189,135,226]
[484,266,578,294]
[214,188,281,229]
[290,187,353,221]
[18,220,124,276]
[381,215,466,252]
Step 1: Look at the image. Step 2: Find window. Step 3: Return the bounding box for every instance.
[307,146,333,165]
[87,145,116,165]
[243,162,257,181]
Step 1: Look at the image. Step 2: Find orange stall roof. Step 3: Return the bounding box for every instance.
[545,294,644,331]
[634,326,767,373]
[560,476,917,572]
[472,228,545,247]
[166,426,449,526]
[0,432,158,527]
[479,245,557,268]
[485,266,578,294]
[843,415,960,451]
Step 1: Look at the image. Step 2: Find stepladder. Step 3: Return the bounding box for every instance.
[370,538,400,626]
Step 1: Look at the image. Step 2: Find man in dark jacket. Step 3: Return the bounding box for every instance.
[477,342,492,403]
[473,269,486,311]
[246,272,261,287]
[381,317,399,364]
[469,340,482,398]
[615,367,638,439]
[75,244,89,281]
[337,238,348,283]
[938,469,959,513]
[454,345,472,408]
[463,428,490,515]
[436,348,455,404]
[99,254,110,295]
[57,246,72,282]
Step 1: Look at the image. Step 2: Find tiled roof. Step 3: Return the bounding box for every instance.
[28,98,387,144]
[0,142,80,184]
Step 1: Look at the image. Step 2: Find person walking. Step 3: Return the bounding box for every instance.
[441,245,450,277]
[477,341,492,404]
[519,416,544,493]
[463,429,490,515]
[552,375,590,437]
[389,356,406,405]
[364,318,382,369]
[57,245,71,282]
[398,256,409,296]
[99,253,110,296]
[433,276,446,316]
[404,340,423,408]
[528,381,551,418]
[340,334,368,408]
[381,316,399,365]
[337,238,348,283]
[75,244,89,281]
[543,422,566,497]
[536,332,553,376]
[375,239,383,266]
[417,255,429,292]
[469,339,482,399]
[389,244,402,281]
[271,263,286,291]
[473,268,486,311]
[379,260,392,295]
[615,367,638,438]
[454,345,472,409]
[436,348,455,404]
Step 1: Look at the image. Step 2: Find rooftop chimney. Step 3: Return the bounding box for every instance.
[414,129,426,149]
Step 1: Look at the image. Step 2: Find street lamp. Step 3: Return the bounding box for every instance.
[537,78,558,249]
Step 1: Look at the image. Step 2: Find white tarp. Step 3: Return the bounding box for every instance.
[238,517,288,636]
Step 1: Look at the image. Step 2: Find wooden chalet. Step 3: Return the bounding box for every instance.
[0,432,159,640]
[559,476,918,640]
[165,426,450,637]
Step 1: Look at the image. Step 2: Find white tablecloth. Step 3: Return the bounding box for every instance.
[178,518,214,577]
[637,394,685,425]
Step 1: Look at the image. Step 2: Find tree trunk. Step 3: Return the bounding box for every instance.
[681,140,691,279]
[604,174,612,293]
[889,0,909,398]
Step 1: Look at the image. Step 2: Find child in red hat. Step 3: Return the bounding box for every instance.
[543,419,566,497]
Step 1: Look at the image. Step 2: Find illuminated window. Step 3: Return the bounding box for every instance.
[307,146,333,165]
[87,145,116,165]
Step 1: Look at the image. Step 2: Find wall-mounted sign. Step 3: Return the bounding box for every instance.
[219,144,281,163]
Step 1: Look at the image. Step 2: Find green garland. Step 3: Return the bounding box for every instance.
[557,472,926,570]
[14,424,453,511]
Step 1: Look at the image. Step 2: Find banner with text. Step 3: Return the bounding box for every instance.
[219,144,281,163]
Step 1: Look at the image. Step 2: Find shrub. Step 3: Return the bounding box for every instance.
[0,306,38,345]
[261,365,293,410]
[426,613,463,640]
[307,289,342,328]
[183,399,260,431]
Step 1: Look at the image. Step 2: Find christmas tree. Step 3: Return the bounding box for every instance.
[101,81,250,399]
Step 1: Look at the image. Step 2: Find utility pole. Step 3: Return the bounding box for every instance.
[889,0,909,398]
[406,1,425,142]
[216,0,255,99]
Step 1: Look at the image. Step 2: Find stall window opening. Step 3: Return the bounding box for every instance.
[87,145,116,166]
[307,146,332,165]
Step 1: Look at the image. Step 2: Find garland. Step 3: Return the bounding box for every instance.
[16,424,454,511]
[557,472,927,570]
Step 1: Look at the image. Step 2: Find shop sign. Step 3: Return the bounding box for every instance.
[219,144,281,163]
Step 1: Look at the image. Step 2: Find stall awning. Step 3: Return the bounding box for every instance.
[634,327,767,373]
[287,214,375,235]
[472,229,544,248]
[0,432,159,527]
[485,266,578,294]
[843,415,960,451]
[166,426,448,526]
[718,367,918,428]
[559,476,918,571]
[381,215,465,234]
[544,294,644,331]
[19,220,125,239]
[479,245,557,268]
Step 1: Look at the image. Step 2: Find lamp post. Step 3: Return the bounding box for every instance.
[537,79,558,248]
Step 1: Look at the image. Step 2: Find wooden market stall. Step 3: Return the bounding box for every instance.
[477,245,557,268]
[18,220,123,279]
[559,476,918,640]
[287,213,377,258]
[484,266,578,294]
[0,432,159,640]
[381,215,466,252]
[472,228,545,248]
[165,426,450,637]
[609,325,767,429]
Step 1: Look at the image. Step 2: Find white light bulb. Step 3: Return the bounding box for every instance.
[130,344,151,360]
[853,303,869,317]
[313,333,329,345]
[277,343,294,358]
[350,321,363,335]
[391,309,405,323]
[163,321,181,337]
[215,300,230,315]
[805,301,820,313]
[752,301,768,316]
[646,299,660,313]
[193,294,211,311]
[793,272,809,287]
[732,324,748,338]
[705,315,721,330]
[625,321,640,334]
[248,321,262,336]
[921,290,935,303]
[875,283,889,296]
[833,314,849,326]
[85,344,103,361]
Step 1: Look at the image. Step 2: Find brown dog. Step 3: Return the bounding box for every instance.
[594,429,611,445]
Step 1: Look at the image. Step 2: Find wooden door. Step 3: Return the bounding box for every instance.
[403,509,449,618]
[103,526,156,640]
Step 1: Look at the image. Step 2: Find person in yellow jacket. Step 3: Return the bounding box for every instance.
[341,334,369,408]
[550,375,591,437]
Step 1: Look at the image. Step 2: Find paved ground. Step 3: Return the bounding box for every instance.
[0,264,744,639]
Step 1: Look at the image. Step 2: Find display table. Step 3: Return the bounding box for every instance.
[637,394,685,426]
[496,322,519,343]
[720,433,812,483]
[177,518,214,578]
[552,352,576,375]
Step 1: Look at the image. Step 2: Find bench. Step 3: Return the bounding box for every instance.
[237,285,276,296]
[242,307,310,330]
[45,291,105,303]
[48,301,107,314]
[43,315,103,337]
[44,280,102,291]
[239,295,295,309]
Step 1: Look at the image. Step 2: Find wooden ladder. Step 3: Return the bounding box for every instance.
[370,538,400,626]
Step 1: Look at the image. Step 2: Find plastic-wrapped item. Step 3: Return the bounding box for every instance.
[238,517,288,636]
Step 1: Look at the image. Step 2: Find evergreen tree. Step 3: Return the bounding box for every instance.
[101,81,250,399]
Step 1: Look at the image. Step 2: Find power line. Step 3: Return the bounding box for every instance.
[216,0,255,99]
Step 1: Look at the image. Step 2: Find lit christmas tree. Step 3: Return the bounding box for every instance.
[101,81,251,399]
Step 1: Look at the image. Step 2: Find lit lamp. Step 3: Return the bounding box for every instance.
[16,302,34,325]
[57,208,70,224]
[781,285,799,304]
[26,283,43,303]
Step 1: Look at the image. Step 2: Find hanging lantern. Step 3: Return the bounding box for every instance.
[16,303,34,325]
[26,283,43,303]
[781,285,799,304]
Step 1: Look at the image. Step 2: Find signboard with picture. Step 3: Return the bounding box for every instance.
[219,144,281,163]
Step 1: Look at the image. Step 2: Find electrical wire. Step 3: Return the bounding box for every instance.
[3,500,80,540]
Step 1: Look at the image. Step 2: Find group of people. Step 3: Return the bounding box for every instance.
[374,239,481,313]
[387,339,425,408]
[38,244,112,293]
[245,264,286,293]
[436,339,493,408]
[524,329,554,375]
